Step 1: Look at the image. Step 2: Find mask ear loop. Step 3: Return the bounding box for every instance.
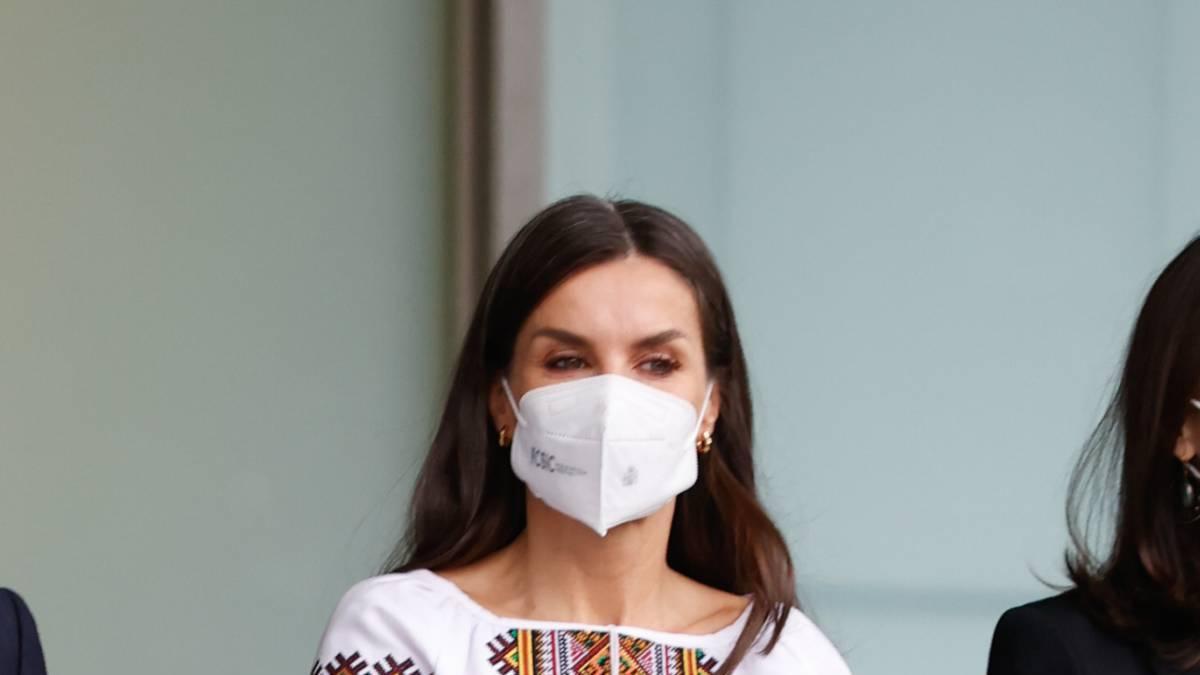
[692,380,716,439]
[500,377,526,427]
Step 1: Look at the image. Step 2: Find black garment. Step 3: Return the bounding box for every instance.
[0,589,47,675]
[988,591,1197,675]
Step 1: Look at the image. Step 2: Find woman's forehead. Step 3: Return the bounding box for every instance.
[522,256,702,343]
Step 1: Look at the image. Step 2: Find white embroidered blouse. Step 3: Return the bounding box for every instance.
[312,570,851,675]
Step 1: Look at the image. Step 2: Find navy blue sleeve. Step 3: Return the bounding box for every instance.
[0,588,48,675]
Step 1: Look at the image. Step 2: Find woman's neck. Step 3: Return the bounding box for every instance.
[486,496,680,627]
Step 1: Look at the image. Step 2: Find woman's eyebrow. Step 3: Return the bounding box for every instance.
[529,327,590,347]
[528,327,686,350]
[634,329,687,350]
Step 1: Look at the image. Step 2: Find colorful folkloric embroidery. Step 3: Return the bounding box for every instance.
[312,651,428,675]
[487,629,610,674]
[618,636,719,675]
[485,631,719,675]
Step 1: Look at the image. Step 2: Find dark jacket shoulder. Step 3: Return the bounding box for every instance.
[988,591,1154,675]
[0,588,48,675]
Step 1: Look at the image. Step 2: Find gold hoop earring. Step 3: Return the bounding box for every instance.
[696,429,713,454]
[498,426,511,448]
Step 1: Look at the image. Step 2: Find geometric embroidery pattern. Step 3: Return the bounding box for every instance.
[311,652,428,675]
[485,631,719,675]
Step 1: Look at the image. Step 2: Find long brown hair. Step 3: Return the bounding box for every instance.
[384,195,798,672]
[1067,235,1200,668]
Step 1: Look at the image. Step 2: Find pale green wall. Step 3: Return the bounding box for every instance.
[545,1,1182,673]
[0,2,446,673]
[1167,0,1200,250]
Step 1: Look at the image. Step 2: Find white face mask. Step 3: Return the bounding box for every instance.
[502,374,713,537]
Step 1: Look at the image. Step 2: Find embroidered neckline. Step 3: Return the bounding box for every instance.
[411,569,753,649]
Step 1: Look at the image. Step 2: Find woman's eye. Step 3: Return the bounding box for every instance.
[639,356,680,376]
[547,355,588,371]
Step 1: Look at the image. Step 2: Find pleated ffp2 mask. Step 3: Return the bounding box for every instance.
[502,374,713,536]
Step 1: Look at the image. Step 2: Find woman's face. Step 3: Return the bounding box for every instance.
[1175,397,1200,463]
[490,254,720,437]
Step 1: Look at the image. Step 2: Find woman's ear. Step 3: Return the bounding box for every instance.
[489,378,516,435]
[702,382,721,434]
[1176,414,1198,462]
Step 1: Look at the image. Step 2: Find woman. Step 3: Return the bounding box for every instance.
[311,196,850,674]
[987,236,1200,675]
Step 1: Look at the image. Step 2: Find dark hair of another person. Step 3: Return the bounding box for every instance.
[382,195,798,673]
[1067,235,1200,668]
